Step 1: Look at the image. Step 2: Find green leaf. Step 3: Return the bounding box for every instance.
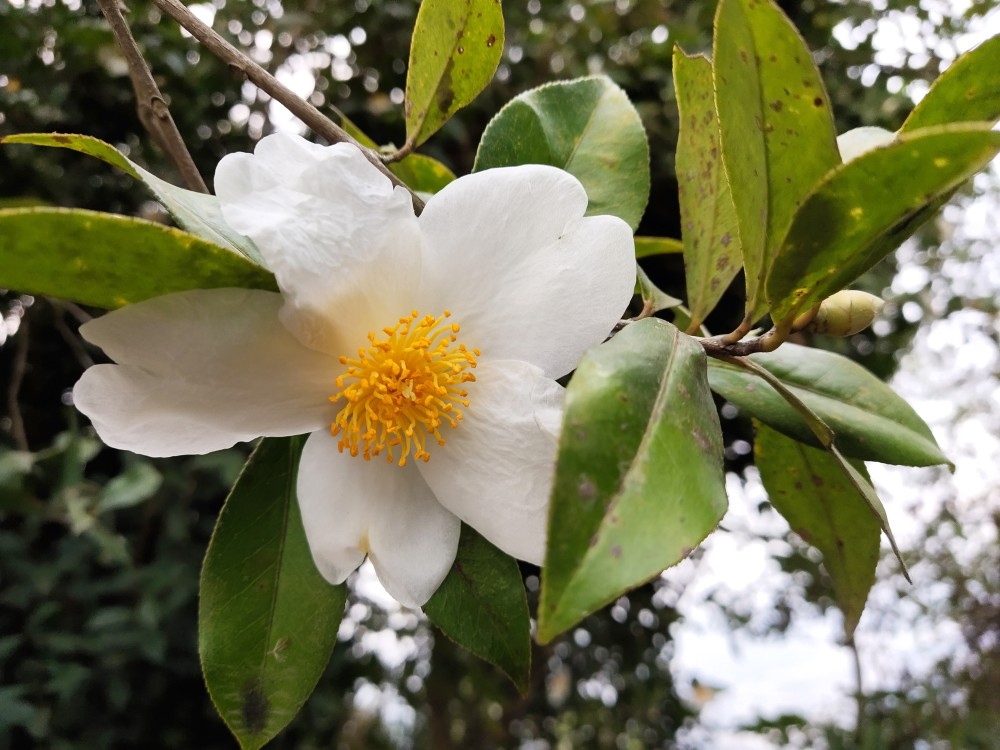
[200,437,347,750]
[901,35,1000,131]
[405,0,504,148]
[673,49,742,332]
[706,343,949,467]
[96,460,162,513]
[423,525,530,693]
[539,319,727,642]
[1,133,263,265]
[754,422,879,637]
[636,265,682,313]
[474,76,651,231]
[0,207,276,309]
[713,0,840,320]
[387,153,456,194]
[634,236,683,259]
[766,124,1000,321]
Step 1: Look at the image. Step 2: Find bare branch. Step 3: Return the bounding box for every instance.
[147,0,425,214]
[97,0,209,193]
[5,315,30,451]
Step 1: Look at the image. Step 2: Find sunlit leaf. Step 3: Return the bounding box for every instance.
[474,76,651,231]
[673,49,741,331]
[766,125,1000,321]
[405,0,504,148]
[755,422,879,637]
[706,343,950,467]
[423,526,530,693]
[1,133,263,264]
[539,319,727,642]
[901,35,1000,132]
[634,236,683,259]
[713,0,840,320]
[0,207,276,309]
[200,437,347,750]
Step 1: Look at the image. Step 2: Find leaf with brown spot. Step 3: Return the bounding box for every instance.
[539,319,727,642]
[673,49,742,331]
[712,0,840,321]
[901,35,1000,132]
[404,0,504,148]
[200,438,346,750]
[766,124,1000,321]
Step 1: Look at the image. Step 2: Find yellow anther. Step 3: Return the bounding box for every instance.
[329,310,479,467]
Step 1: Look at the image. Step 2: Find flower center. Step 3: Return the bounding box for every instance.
[329,310,479,467]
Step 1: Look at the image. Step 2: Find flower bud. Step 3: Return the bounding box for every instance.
[793,290,885,337]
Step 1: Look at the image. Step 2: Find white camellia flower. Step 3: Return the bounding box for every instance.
[73,133,636,607]
[837,125,896,163]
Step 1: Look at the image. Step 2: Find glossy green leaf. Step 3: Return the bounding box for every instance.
[539,319,727,642]
[634,236,683,259]
[755,422,879,637]
[0,207,276,309]
[713,0,840,320]
[901,35,1000,132]
[673,49,742,332]
[200,437,347,750]
[766,125,1000,321]
[474,76,651,231]
[405,0,504,148]
[706,343,949,467]
[423,526,530,693]
[1,133,263,265]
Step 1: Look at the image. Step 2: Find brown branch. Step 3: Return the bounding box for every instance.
[97,0,209,193]
[6,315,30,451]
[147,0,425,214]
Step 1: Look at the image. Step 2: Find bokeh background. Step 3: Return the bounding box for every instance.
[1,0,998,747]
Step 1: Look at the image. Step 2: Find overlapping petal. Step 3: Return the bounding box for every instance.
[298,430,461,607]
[73,289,336,456]
[414,165,636,379]
[416,359,564,565]
[215,135,422,354]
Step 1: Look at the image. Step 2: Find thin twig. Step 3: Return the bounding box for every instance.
[6,315,30,451]
[849,636,866,744]
[147,0,425,214]
[97,0,209,193]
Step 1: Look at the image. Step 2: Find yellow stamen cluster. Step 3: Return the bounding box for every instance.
[330,310,479,466]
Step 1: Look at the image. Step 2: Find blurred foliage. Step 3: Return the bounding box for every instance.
[2,0,999,747]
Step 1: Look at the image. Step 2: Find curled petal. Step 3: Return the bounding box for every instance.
[215,134,422,353]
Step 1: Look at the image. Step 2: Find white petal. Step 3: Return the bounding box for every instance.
[837,126,896,163]
[416,359,564,565]
[214,133,422,353]
[298,430,461,607]
[73,289,336,456]
[416,165,636,379]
